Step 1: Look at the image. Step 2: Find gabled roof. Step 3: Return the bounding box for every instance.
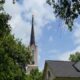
[73,61,80,72]
[46,60,80,77]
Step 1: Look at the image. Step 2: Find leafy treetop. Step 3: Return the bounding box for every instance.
[69,52,80,62]
[47,0,80,31]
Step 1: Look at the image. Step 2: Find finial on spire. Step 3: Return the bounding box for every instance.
[30,15,35,46]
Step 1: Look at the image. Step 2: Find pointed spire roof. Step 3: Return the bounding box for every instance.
[30,15,35,46]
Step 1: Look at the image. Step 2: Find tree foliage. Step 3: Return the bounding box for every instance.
[26,68,42,80]
[0,2,32,80]
[47,0,80,31]
[0,13,11,36]
[0,34,32,80]
[69,52,80,62]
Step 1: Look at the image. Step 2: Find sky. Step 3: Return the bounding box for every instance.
[4,0,80,70]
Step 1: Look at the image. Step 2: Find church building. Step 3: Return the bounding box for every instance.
[43,60,80,80]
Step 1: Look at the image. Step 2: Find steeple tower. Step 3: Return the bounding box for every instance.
[30,15,35,46]
[26,15,38,74]
[29,15,38,65]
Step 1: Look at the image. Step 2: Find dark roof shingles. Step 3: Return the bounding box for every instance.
[46,60,80,77]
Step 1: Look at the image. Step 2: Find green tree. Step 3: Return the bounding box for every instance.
[0,1,32,80]
[0,13,11,37]
[0,34,32,80]
[47,0,80,31]
[26,68,42,80]
[69,52,80,62]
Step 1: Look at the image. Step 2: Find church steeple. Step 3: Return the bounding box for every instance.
[26,15,38,74]
[30,15,35,46]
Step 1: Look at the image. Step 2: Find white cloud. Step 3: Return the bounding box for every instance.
[59,46,80,61]
[56,22,80,61]
[59,22,80,61]
[3,0,56,46]
[4,0,22,18]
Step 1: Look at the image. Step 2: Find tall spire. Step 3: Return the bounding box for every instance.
[30,15,35,46]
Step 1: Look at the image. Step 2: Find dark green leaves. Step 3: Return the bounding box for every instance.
[69,52,80,62]
[26,68,42,80]
[0,2,32,80]
[0,13,11,36]
[47,0,80,31]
